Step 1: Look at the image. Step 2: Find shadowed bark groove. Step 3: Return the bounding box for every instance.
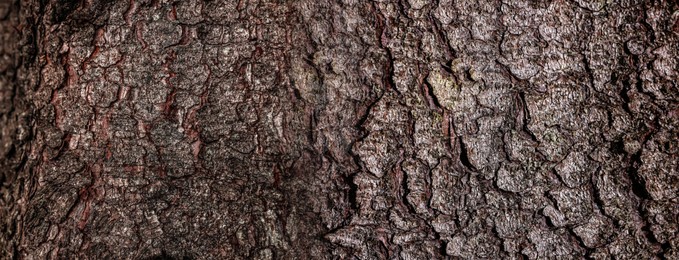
[1,0,678,259]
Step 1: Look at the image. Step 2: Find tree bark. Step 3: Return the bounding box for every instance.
[1,0,678,259]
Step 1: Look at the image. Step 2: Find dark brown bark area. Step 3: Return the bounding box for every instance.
[1,0,678,259]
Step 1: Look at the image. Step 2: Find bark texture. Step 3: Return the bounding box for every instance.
[1,0,678,259]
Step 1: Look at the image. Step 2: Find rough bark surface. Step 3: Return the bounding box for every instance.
[1,0,678,259]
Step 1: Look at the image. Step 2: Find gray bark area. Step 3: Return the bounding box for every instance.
[1,0,678,259]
